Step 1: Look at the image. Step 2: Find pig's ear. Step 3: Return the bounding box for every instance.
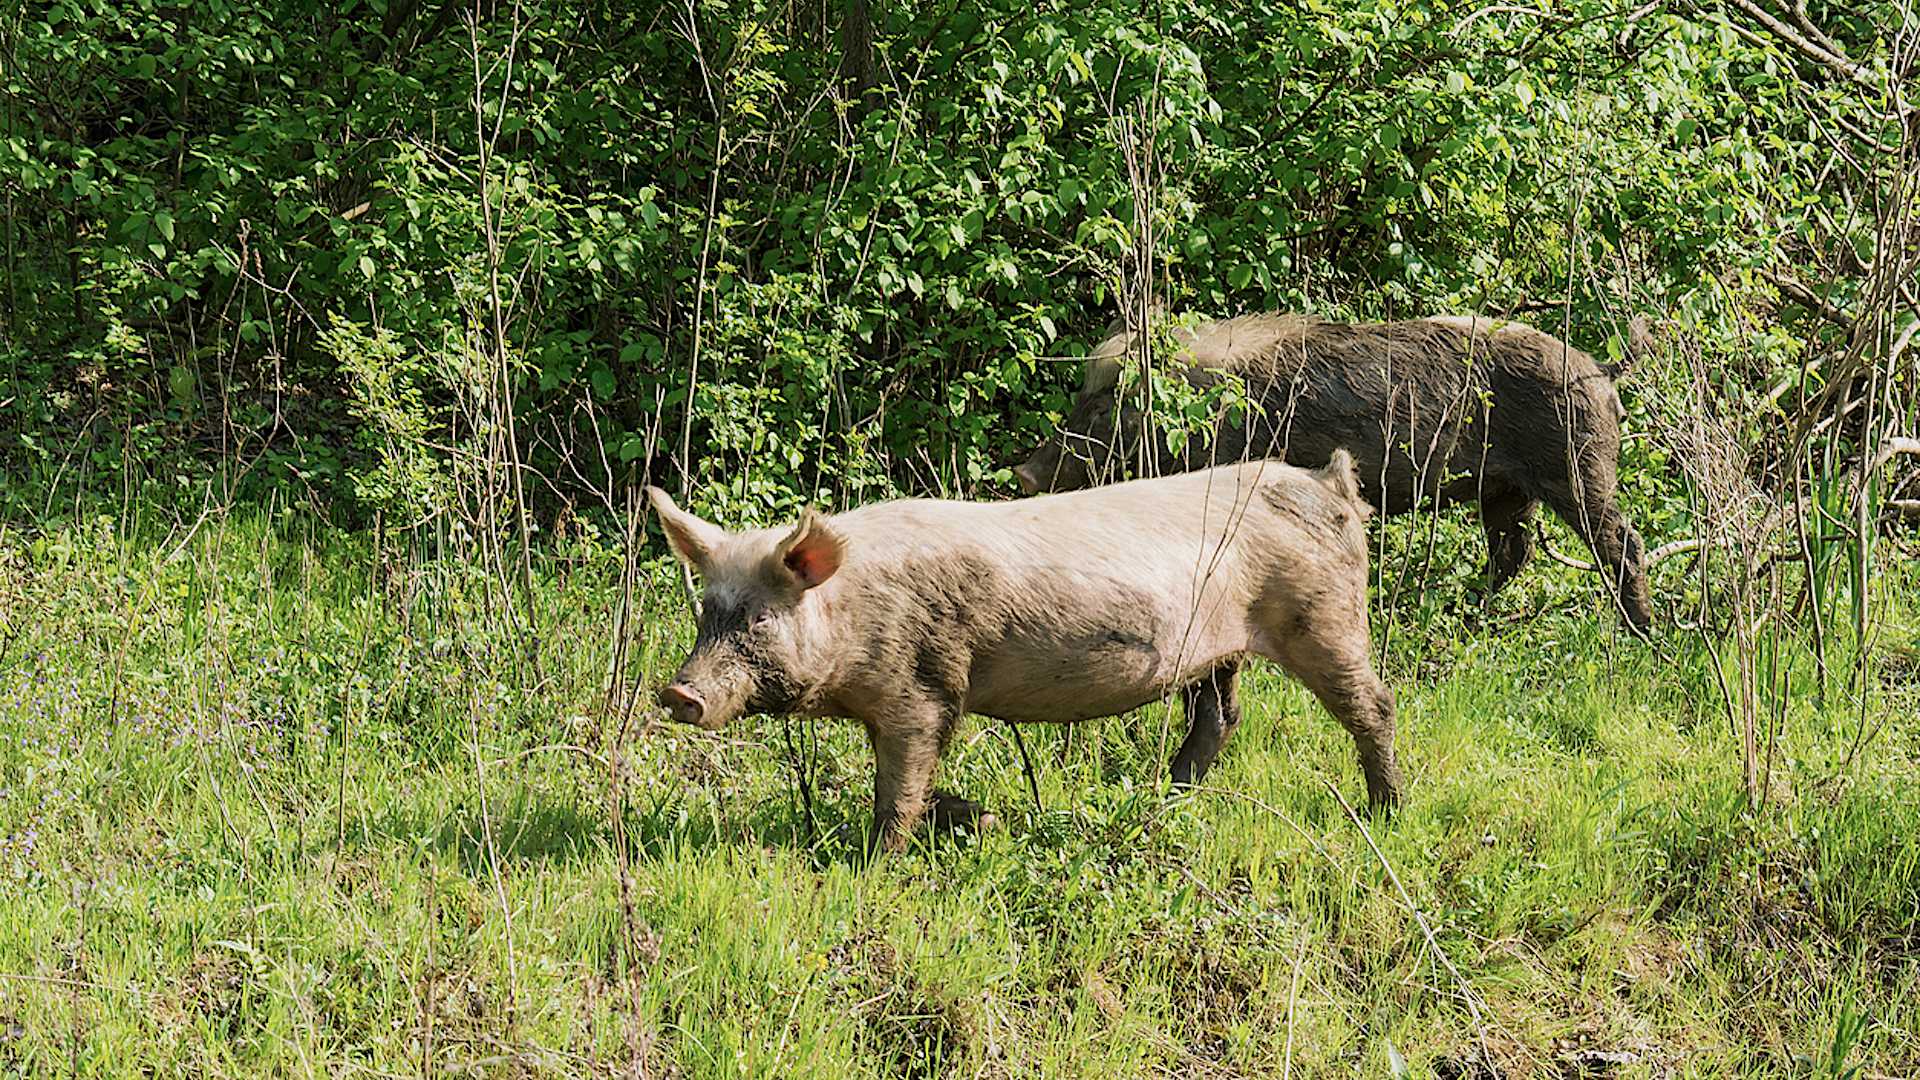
[646,486,724,572]
[773,507,845,590]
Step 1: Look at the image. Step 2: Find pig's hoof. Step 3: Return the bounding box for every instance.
[929,790,993,834]
[1366,787,1404,819]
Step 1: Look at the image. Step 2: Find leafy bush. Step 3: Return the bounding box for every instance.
[2,0,1909,528]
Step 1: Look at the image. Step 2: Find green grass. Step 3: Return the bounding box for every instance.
[0,510,1916,1077]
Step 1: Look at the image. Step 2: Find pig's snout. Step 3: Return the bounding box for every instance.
[1011,463,1042,495]
[658,683,708,727]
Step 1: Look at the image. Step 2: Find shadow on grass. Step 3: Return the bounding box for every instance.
[343,783,882,872]
[617,787,887,871]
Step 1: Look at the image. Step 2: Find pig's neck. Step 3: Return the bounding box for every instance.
[789,580,854,717]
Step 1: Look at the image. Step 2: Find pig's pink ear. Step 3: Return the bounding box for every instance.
[774,507,845,589]
[646,486,724,572]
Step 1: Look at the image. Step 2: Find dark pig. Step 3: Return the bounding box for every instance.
[649,454,1399,853]
[1013,312,1653,633]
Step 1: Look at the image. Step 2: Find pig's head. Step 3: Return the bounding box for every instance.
[1013,357,1145,494]
[646,488,846,730]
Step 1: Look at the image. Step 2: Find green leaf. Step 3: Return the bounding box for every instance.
[168,364,197,404]
[358,255,375,279]
[588,363,615,400]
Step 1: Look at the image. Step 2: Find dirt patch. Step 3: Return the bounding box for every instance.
[825,928,979,1079]
[152,948,246,1036]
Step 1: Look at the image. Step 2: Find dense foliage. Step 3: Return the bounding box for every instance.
[1,0,1912,527]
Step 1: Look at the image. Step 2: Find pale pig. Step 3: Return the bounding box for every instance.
[649,454,1399,853]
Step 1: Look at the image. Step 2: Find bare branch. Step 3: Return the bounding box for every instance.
[1723,0,1913,112]
[1543,535,1728,574]
[1866,435,1920,476]
[1764,268,1855,329]
[1451,3,1568,36]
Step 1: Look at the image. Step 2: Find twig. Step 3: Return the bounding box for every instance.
[1321,779,1497,1059]
[1451,3,1567,36]
[1282,930,1307,1080]
[1865,435,1920,477]
[781,712,819,838]
[0,971,150,998]
[466,685,519,1028]
[485,743,612,770]
[1765,268,1856,329]
[1188,784,1341,866]
[1725,0,1913,111]
[1543,534,1724,572]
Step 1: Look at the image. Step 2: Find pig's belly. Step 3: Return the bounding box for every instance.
[965,627,1248,724]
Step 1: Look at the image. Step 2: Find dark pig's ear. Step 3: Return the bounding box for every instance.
[646,487,725,573]
[772,507,846,590]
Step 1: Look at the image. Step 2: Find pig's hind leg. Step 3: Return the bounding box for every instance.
[1261,601,1404,812]
[1171,660,1243,785]
[928,790,997,834]
[1480,488,1539,599]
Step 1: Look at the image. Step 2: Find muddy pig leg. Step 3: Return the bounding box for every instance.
[1543,485,1653,636]
[864,705,952,854]
[1171,660,1243,786]
[1264,605,1403,812]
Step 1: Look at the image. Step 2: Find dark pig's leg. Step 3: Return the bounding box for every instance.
[1171,660,1243,785]
[1480,489,1539,599]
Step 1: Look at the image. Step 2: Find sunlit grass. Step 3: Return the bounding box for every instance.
[0,511,1914,1077]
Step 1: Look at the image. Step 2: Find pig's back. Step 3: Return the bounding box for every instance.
[833,462,1316,563]
[826,464,1350,720]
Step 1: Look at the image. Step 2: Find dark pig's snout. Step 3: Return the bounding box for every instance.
[1011,462,1041,495]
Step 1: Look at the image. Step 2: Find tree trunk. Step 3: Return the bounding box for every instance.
[838,0,879,116]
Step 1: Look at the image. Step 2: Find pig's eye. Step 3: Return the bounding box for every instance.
[751,609,775,628]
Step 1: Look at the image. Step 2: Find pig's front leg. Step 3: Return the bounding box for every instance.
[864,704,954,853]
[1172,660,1243,786]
